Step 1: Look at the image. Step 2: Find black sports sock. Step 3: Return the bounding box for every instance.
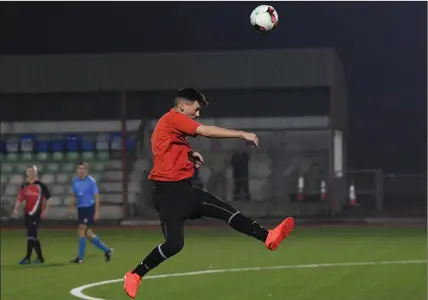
[228,213,269,242]
[132,246,167,277]
[26,239,34,260]
[34,239,44,261]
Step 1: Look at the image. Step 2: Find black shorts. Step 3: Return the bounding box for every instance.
[77,206,95,225]
[152,179,240,223]
[24,214,41,238]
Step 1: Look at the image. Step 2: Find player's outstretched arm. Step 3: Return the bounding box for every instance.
[91,178,101,220]
[195,125,258,147]
[68,193,76,217]
[94,193,100,220]
[12,186,25,217]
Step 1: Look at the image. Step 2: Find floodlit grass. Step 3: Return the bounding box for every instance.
[1,226,426,300]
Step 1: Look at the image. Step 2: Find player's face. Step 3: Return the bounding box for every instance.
[26,168,36,180]
[181,101,201,119]
[77,165,88,178]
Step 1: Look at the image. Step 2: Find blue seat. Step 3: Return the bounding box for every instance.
[6,136,19,153]
[81,140,95,152]
[109,133,136,151]
[110,133,122,151]
[21,135,34,141]
[35,141,49,153]
[51,140,64,152]
[66,135,80,152]
[20,135,35,152]
[126,138,135,151]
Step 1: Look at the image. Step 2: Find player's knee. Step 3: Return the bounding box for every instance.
[78,225,87,237]
[162,239,184,257]
[27,233,37,240]
[85,229,94,239]
[27,228,37,238]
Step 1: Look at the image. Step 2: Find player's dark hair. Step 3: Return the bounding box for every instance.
[174,88,209,106]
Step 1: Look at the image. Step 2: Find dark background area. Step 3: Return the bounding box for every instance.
[0,88,330,120]
[0,1,426,174]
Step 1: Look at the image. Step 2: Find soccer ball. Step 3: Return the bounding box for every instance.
[250,5,279,32]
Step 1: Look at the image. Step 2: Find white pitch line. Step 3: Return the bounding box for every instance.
[70,259,426,300]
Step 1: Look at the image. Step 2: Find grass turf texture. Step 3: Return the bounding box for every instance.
[1,226,426,300]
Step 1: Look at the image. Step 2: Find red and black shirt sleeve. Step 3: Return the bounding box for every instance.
[39,182,51,200]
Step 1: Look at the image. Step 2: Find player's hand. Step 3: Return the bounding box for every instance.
[241,132,259,148]
[11,209,19,219]
[41,211,48,219]
[191,151,204,168]
[67,207,75,219]
[94,212,100,221]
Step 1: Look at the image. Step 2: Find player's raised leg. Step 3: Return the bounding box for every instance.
[194,188,294,250]
[124,219,184,299]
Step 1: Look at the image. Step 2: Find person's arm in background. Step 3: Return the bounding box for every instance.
[68,180,77,217]
[12,185,25,217]
[91,177,100,221]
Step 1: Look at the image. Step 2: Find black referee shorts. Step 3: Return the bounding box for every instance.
[24,214,41,239]
[152,179,240,223]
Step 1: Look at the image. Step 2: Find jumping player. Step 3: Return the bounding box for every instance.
[13,166,51,264]
[68,162,113,263]
[123,88,295,299]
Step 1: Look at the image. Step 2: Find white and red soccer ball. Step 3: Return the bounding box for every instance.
[250,5,279,32]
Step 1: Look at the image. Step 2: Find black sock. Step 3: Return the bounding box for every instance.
[26,239,34,260]
[34,239,44,261]
[228,213,268,242]
[132,246,167,277]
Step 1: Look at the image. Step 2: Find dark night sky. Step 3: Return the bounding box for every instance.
[0,1,426,173]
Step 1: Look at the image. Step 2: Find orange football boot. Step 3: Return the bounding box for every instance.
[124,271,142,299]
[264,217,295,251]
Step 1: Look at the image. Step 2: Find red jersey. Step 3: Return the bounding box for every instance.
[17,180,51,216]
[149,109,200,181]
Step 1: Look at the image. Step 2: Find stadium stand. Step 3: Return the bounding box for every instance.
[1,131,136,220]
[189,130,330,202]
[1,117,332,222]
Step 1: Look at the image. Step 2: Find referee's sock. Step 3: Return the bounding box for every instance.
[90,235,110,253]
[228,212,269,242]
[132,246,167,277]
[78,237,87,260]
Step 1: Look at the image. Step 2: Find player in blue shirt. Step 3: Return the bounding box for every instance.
[68,162,113,263]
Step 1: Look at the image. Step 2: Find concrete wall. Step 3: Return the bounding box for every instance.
[0,48,338,93]
[1,116,329,135]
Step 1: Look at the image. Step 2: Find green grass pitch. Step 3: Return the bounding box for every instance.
[1,226,426,300]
